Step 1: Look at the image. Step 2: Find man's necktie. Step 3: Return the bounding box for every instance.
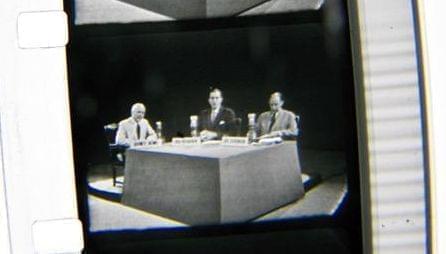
[268,112,276,133]
[136,123,141,140]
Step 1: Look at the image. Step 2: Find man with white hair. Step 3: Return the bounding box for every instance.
[115,102,157,146]
[257,92,298,139]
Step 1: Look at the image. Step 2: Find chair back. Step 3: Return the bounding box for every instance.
[295,115,301,137]
[103,123,125,186]
[104,123,118,145]
[104,123,128,165]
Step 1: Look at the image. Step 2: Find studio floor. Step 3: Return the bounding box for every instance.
[85,149,349,232]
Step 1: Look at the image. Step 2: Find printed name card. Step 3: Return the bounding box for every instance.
[172,137,201,145]
[221,136,249,146]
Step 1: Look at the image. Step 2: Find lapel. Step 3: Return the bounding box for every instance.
[214,107,223,126]
[139,120,147,139]
[129,118,138,139]
[205,109,212,128]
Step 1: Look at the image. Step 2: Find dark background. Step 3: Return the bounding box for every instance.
[66,3,361,254]
[68,15,351,165]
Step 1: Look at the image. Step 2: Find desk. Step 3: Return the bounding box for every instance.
[121,141,304,225]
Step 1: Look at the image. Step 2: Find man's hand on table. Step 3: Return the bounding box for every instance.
[200,130,218,141]
[259,131,282,139]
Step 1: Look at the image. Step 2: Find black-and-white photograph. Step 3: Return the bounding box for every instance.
[66,0,362,252]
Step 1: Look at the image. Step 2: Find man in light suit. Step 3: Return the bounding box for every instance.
[198,88,236,141]
[115,102,157,147]
[257,92,298,140]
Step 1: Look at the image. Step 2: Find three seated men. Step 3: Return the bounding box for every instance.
[115,90,298,145]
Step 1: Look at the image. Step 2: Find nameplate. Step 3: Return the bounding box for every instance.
[221,136,249,146]
[172,137,201,146]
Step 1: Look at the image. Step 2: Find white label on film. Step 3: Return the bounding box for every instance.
[32,219,84,253]
[172,137,201,145]
[17,11,68,49]
[221,136,249,146]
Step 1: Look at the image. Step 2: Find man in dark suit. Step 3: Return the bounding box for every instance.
[198,88,236,140]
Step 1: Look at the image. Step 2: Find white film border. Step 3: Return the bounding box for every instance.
[0,1,83,253]
[32,219,84,253]
[351,0,430,253]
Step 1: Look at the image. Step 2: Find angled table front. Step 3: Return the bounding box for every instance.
[121,141,304,225]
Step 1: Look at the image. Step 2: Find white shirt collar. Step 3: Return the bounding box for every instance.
[130,117,143,124]
[271,109,283,115]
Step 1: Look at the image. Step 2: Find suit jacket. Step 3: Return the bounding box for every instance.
[115,117,156,146]
[198,106,236,138]
[257,109,298,139]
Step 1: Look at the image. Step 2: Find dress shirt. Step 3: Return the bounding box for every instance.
[210,106,220,123]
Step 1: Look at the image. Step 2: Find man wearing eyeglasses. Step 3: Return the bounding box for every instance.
[257,92,298,140]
